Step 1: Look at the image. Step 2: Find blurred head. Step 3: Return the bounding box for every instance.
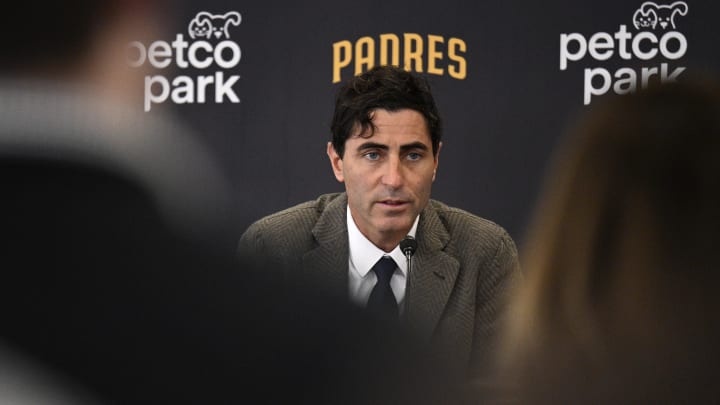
[327,66,442,251]
[501,79,720,402]
[3,2,114,72]
[2,1,162,100]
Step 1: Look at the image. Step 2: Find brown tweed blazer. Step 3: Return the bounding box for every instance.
[238,192,520,373]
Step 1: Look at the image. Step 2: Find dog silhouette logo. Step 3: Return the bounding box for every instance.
[189,11,241,40]
[633,1,688,30]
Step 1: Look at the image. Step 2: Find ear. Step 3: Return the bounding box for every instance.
[224,11,242,25]
[432,142,442,182]
[640,1,659,13]
[327,142,345,183]
[671,1,688,15]
[195,12,214,23]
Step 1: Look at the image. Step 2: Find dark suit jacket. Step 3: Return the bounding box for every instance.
[239,192,520,374]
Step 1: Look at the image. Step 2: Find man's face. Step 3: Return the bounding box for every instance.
[327,109,441,249]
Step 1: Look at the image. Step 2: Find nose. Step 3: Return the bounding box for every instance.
[381,156,404,189]
[660,21,668,29]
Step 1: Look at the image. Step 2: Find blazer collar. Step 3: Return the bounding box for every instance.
[405,202,460,341]
[302,193,349,300]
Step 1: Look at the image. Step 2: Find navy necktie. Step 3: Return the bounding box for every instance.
[367,256,399,320]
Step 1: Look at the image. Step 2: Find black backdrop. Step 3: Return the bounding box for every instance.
[144,0,720,241]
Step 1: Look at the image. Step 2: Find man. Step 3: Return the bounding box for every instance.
[239,66,520,374]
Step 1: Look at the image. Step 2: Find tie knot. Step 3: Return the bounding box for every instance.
[372,256,397,284]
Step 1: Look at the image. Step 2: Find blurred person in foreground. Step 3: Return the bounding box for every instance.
[0,3,457,404]
[0,1,233,235]
[499,79,720,403]
[0,1,239,403]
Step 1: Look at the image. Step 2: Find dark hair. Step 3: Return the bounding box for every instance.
[2,2,158,73]
[330,66,442,157]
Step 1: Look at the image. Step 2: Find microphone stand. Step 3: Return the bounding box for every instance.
[399,235,417,320]
[404,250,413,278]
[400,235,417,280]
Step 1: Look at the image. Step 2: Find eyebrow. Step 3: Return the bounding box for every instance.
[399,142,429,153]
[356,141,429,153]
[356,142,388,152]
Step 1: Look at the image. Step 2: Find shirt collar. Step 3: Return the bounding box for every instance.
[346,204,419,278]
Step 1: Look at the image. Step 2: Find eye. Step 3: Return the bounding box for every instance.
[363,152,380,161]
[407,152,422,161]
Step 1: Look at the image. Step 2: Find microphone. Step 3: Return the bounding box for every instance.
[400,236,417,274]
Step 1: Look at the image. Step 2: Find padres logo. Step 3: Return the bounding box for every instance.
[333,33,467,83]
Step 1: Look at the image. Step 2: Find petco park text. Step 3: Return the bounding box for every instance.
[128,34,242,111]
[560,24,687,105]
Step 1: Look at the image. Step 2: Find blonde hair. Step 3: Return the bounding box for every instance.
[501,80,720,402]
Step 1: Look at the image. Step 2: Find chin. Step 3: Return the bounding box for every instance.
[376,219,414,234]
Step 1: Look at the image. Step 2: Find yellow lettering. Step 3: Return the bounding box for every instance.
[403,33,424,73]
[427,35,444,75]
[332,40,352,83]
[355,36,375,76]
[379,34,400,67]
[333,34,468,82]
[448,38,467,80]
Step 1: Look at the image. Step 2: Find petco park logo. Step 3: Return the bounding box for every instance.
[560,2,689,105]
[128,11,242,112]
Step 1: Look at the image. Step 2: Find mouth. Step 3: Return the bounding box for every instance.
[377,199,410,209]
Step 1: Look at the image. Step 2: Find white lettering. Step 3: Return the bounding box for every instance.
[214,41,242,69]
[144,76,170,112]
[171,76,195,104]
[660,32,688,60]
[197,75,214,103]
[171,34,189,69]
[613,68,637,94]
[127,41,146,68]
[560,33,587,70]
[188,41,213,69]
[632,32,659,60]
[661,63,685,82]
[589,33,614,61]
[641,66,659,87]
[148,41,172,69]
[584,68,612,105]
[214,72,240,103]
[614,25,632,60]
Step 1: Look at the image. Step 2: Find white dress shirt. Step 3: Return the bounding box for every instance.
[347,205,419,313]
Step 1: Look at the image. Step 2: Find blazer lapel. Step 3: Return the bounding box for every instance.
[302,193,349,299]
[405,203,460,341]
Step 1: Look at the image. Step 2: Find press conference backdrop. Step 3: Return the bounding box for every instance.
[133,0,720,241]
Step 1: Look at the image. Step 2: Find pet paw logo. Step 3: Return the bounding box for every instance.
[128,11,243,112]
[560,2,689,105]
[188,11,241,39]
[633,2,688,30]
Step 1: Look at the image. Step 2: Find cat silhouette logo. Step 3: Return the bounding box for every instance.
[633,1,688,30]
[188,11,241,40]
